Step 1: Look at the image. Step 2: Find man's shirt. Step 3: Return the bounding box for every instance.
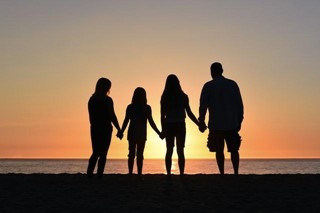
[199,76,243,130]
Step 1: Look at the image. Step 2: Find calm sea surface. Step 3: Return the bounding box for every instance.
[0,159,319,174]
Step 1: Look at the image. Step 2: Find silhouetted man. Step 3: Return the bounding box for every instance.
[199,62,243,175]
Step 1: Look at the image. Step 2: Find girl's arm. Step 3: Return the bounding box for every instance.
[147,106,162,136]
[185,95,200,127]
[120,106,130,133]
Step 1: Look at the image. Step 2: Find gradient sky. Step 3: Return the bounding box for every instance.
[1,0,319,159]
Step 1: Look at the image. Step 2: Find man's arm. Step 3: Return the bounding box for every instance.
[198,84,208,132]
[235,83,244,131]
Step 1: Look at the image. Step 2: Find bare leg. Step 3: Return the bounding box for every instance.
[165,147,174,175]
[128,141,136,175]
[216,151,225,175]
[231,151,239,175]
[137,157,143,175]
[87,153,98,178]
[177,147,185,175]
[136,141,146,176]
[97,156,106,178]
[128,157,134,175]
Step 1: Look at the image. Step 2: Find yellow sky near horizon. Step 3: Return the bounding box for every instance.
[1,1,320,159]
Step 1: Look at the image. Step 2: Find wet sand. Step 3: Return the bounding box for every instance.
[0,174,319,212]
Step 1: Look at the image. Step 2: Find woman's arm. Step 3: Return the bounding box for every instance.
[108,98,121,131]
[160,101,166,135]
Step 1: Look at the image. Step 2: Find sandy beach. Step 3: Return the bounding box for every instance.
[0,174,319,212]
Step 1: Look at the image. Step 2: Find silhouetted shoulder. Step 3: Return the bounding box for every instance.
[145,104,152,116]
[201,80,215,92]
[128,103,150,111]
[89,94,113,105]
[105,95,114,105]
[183,93,189,104]
[225,78,241,92]
[205,76,238,87]
[88,95,114,126]
[203,79,215,87]
[224,77,238,85]
[125,103,136,118]
[126,103,134,110]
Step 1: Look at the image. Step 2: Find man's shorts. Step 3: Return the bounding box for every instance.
[207,130,242,152]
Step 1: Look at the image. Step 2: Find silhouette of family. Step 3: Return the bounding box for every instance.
[87,62,244,179]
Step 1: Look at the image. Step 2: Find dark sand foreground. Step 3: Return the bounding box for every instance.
[0,174,319,212]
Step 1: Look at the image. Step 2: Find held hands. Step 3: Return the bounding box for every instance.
[198,121,207,133]
[159,132,165,140]
[116,130,123,140]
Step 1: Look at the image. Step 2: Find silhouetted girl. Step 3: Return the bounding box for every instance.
[87,77,121,178]
[119,87,162,176]
[161,74,200,176]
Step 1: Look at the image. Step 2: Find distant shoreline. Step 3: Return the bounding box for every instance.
[1,174,319,212]
[2,159,319,175]
[1,158,320,160]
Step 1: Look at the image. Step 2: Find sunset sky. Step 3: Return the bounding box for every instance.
[1,1,319,159]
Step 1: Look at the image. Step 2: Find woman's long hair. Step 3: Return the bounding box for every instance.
[161,74,184,109]
[94,78,111,96]
[132,87,147,105]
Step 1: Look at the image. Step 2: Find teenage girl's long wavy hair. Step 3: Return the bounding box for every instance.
[161,74,184,110]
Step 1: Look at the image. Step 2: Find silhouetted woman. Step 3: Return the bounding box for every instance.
[161,74,200,176]
[119,87,162,176]
[87,77,121,178]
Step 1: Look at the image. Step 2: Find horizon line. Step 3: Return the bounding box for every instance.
[1,157,320,160]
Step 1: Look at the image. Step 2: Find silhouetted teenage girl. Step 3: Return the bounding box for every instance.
[161,74,200,176]
[87,77,121,178]
[118,87,163,176]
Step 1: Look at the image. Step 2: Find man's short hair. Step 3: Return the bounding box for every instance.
[210,62,223,76]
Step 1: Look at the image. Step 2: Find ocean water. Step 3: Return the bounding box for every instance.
[0,159,319,174]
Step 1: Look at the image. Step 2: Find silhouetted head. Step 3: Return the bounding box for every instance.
[164,74,182,94]
[161,74,184,107]
[210,62,223,78]
[94,77,111,96]
[132,87,147,105]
